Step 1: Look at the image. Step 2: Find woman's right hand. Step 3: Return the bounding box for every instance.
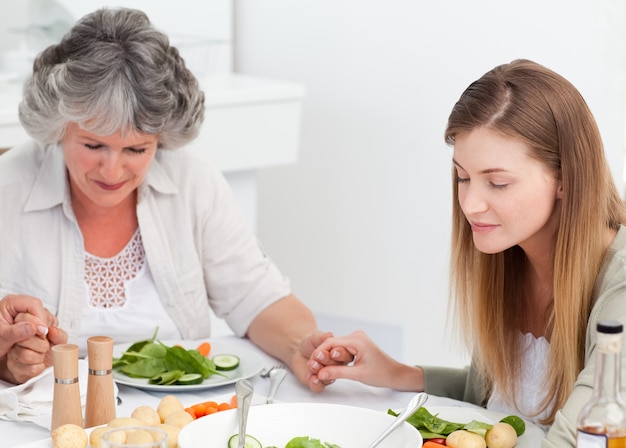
[0,295,67,384]
[309,330,425,391]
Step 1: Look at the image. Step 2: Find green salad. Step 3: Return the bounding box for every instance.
[388,406,526,439]
[228,434,341,448]
[112,328,225,385]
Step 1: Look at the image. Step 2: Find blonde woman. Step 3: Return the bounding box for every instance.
[309,59,626,447]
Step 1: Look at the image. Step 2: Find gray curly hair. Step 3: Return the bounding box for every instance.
[18,7,205,149]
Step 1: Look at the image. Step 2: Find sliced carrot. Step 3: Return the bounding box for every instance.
[189,405,205,418]
[187,397,237,418]
[217,402,233,411]
[196,341,211,357]
[190,401,217,418]
[423,441,447,447]
[205,400,218,408]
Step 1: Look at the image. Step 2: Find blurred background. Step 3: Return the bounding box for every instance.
[1,0,625,369]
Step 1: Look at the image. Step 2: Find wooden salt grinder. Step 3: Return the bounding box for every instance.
[84,336,116,428]
[51,344,83,431]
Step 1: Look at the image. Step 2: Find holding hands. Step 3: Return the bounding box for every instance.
[308,330,425,392]
[292,330,353,392]
[0,295,67,384]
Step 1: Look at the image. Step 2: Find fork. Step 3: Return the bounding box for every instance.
[266,366,287,404]
[259,364,283,378]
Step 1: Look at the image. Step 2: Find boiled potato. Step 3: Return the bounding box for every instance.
[446,429,487,448]
[157,423,181,448]
[157,395,184,422]
[485,422,518,448]
[106,416,144,429]
[51,423,88,448]
[158,395,184,409]
[101,428,127,445]
[131,405,161,426]
[163,409,194,429]
[88,426,109,448]
[127,429,155,444]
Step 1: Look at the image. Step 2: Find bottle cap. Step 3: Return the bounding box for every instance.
[52,344,79,381]
[86,336,114,371]
[597,320,623,334]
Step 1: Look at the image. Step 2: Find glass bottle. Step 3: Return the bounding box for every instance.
[577,320,626,447]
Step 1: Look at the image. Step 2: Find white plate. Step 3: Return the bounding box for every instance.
[178,402,423,448]
[425,406,545,447]
[112,338,264,392]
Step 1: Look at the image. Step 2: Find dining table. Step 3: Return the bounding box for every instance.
[7,335,545,447]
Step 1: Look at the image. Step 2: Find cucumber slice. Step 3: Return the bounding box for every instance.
[228,434,263,448]
[176,373,204,385]
[213,354,241,371]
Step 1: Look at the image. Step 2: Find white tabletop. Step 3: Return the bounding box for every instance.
[9,336,544,447]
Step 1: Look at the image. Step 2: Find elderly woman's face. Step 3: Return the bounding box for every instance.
[62,123,159,210]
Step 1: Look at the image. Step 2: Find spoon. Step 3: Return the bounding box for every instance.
[266,367,287,404]
[367,392,428,448]
[235,379,254,448]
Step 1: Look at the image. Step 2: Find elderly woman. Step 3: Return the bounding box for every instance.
[0,7,334,389]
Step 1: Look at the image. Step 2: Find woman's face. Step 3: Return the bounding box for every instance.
[453,127,562,255]
[62,123,159,210]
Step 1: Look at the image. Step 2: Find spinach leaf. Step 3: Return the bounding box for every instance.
[120,357,166,378]
[187,347,222,377]
[388,406,492,439]
[112,328,225,384]
[149,370,184,385]
[284,437,341,448]
[113,327,160,368]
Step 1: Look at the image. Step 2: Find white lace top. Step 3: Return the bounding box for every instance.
[487,332,551,432]
[78,229,181,355]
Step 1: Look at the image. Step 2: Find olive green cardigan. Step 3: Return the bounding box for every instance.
[423,225,626,448]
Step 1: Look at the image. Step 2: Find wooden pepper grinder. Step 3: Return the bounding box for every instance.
[84,336,116,428]
[51,344,83,431]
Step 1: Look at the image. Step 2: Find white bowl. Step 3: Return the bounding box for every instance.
[178,402,423,448]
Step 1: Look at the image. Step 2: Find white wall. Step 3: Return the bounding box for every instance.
[0,1,233,79]
[235,0,626,367]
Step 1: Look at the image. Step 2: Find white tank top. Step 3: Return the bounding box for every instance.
[78,229,181,356]
[487,332,551,432]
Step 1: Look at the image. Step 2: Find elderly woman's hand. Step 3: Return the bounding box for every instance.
[0,295,67,384]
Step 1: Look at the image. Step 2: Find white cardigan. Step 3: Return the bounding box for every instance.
[0,140,291,345]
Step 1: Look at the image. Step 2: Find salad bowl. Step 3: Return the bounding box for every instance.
[178,402,423,448]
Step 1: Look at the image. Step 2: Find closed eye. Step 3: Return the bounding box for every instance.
[456,177,469,184]
[84,143,146,154]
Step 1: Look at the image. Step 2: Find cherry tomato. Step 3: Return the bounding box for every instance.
[424,438,447,446]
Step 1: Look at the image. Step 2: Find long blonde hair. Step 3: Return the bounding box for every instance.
[444,59,626,424]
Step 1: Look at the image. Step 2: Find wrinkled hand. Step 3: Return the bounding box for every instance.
[0,295,67,384]
[308,330,404,389]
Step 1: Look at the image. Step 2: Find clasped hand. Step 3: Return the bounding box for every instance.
[307,330,412,390]
[0,295,67,384]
